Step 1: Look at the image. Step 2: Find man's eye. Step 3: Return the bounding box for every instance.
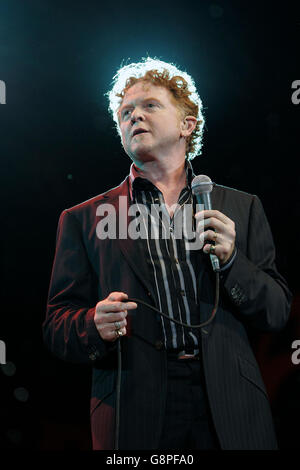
[122,109,131,119]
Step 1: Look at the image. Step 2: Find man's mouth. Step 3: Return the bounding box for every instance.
[132,129,148,138]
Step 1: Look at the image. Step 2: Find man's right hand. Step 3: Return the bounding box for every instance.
[94,292,137,342]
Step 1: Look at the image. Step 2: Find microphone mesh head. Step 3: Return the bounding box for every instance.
[191,175,213,195]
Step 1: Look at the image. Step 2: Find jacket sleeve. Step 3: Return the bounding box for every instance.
[222,195,292,331]
[43,209,116,364]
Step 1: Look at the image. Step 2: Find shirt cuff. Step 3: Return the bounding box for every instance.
[218,247,237,272]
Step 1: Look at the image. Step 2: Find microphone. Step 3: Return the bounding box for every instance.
[191,175,220,272]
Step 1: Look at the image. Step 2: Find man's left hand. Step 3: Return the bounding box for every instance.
[195,210,236,265]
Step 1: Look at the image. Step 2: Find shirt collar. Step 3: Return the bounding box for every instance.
[129,160,195,201]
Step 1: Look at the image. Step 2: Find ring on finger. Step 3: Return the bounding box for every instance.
[114,321,121,330]
[115,329,123,337]
[213,231,218,241]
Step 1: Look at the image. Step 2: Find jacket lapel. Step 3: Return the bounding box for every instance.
[105,178,158,304]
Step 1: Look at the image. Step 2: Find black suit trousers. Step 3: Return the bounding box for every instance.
[157,354,220,450]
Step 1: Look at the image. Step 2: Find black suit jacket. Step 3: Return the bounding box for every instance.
[43,176,292,449]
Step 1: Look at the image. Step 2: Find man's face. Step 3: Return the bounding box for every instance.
[118,82,185,162]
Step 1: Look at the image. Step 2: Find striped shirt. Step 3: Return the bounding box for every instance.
[129,162,201,356]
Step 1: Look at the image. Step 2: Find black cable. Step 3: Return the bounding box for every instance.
[115,339,122,450]
[114,271,220,450]
[127,274,219,329]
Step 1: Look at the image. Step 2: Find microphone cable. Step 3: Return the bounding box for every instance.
[114,270,220,450]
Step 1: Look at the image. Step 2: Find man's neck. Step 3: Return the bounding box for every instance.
[133,159,187,191]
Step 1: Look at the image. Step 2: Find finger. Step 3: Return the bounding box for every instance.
[203,243,218,255]
[202,229,223,243]
[195,210,231,225]
[107,292,128,302]
[97,302,126,313]
[105,317,127,330]
[104,314,128,326]
[100,317,127,329]
[110,326,127,341]
[115,318,127,328]
[98,301,137,313]
[199,230,220,244]
[203,242,234,264]
[196,217,225,234]
[100,326,127,342]
[95,311,127,326]
[124,302,138,310]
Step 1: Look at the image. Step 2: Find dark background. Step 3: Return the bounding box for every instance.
[0,0,299,450]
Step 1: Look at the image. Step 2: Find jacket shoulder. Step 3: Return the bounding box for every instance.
[214,183,254,200]
[212,183,257,209]
[211,183,260,227]
[63,176,129,216]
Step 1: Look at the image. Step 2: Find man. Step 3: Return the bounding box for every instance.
[43,57,292,450]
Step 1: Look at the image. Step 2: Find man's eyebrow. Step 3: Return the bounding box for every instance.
[142,97,162,103]
[119,103,132,113]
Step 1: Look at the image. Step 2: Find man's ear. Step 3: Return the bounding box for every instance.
[180,116,198,137]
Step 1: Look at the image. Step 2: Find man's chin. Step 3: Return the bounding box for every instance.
[128,147,157,163]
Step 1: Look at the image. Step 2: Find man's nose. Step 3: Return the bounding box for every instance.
[130,107,145,124]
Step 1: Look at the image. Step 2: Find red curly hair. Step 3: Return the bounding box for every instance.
[116,69,202,158]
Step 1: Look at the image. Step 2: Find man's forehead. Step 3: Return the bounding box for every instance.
[121,82,170,104]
